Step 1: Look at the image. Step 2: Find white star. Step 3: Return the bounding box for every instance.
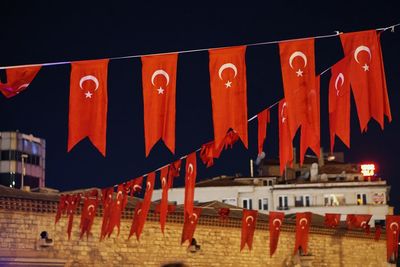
[296,69,303,77]
[157,87,164,94]
[85,91,93,98]
[225,80,232,88]
[362,64,369,71]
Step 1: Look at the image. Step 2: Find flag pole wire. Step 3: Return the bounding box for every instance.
[1,23,399,70]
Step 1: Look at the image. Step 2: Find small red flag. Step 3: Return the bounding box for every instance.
[257,109,270,156]
[181,207,202,246]
[125,176,143,197]
[184,152,197,218]
[68,59,109,156]
[159,166,170,234]
[300,75,320,165]
[294,212,312,255]
[278,99,293,175]
[200,141,216,168]
[80,193,99,240]
[55,195,67,225]
[279,39,316,140]
[129,201,143,240]
[346,214,371,230]
[218,208,230,221]
[324,213,340,228]
[66,194,81,240]
[329,57,351,152]
[142,54,178,156]
[209,46,248,149]
[386,215,400,262]
[340,30,391,132]
[106,184,128,237]
[269,211,284,257]
[129,172,155,240]
[100,187,114,240]
[168,159,181,188]
[240,209,258,251]
[0,65,41,98]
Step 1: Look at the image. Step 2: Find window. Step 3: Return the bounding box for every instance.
[295,196,304,207]
[304,195,311,207]
[268,180,273,186]
[357,193,367,205]
[258,198,268,211]
[242,198,253,210]
[278,195,288,209]
[222,198,237,206]
[324,194,346,206]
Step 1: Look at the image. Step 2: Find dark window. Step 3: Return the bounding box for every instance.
[295,196,304,207]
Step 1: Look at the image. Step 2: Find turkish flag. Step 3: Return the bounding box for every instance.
[168,159,181,188]
[130,172,155,240]
[346,214,372,231]
[257,108,270,156]
[329,57,351,152]
[184,152,197,218]
[107,184,128,237]
[200,141,216,168]
[142,54,178,156]
[279,39,316,140]
[278,99,293,175]
[100,187,114,240]
[66,194,81,240]
[269,211,284,257]
[181,207,202,246]
[79,196,98,240]
[129,201,143,240]
[125,176,143,197]
[55,195,67,224]
[209,46,248,150]
[240,209,258,251]
[159,166,170,234]
[300,75,320,165]
[340,30,391,132]
[0,65,41,98]
[294,212,312,255]
[324,213,340,228]
[386,215,400,261]
[218,208,230,221]
[68,59,109,156]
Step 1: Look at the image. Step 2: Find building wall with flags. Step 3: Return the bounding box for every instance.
[0,185,393,267]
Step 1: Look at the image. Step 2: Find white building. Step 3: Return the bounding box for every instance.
[152,161,391,227]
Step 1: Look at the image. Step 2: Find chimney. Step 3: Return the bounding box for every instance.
[250,159,254,177]
[319,147,324,166]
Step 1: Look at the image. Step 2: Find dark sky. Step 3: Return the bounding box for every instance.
[1,3,399,209]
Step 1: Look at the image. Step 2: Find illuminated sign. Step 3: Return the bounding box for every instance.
[361,164,375,176]
[372,193,385,204]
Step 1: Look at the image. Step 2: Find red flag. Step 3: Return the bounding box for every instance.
[129,201,143,240]
[100,187,114,240]
[294,212,312,255]
[329,57,351,152]
[200,141,216,168]
[141,54,178,156]
[324,213,340,228]
[209,46,248,149]
[55,195,67,224]
[79,193,99,240]
[278,99,293,175]
[0,65,41,98]
[386,215,400,262]
[181,207,202,246]
[340,30,391,132]
[240,209,258,251]
[66,194,81,240]
[68,59,109,156]
[257,109,270,155]
[107,184,128,237]
[279,39,316,140]
[269,211,284,257]
[346,214,372,232]
[300,75,320,165]
[125,176,143,197]
[218,208,230,221]
[129,172,155,240]
[374,225,382,241]
[184,152,197,218]
[159,166,170,234]
[168,159,181,188]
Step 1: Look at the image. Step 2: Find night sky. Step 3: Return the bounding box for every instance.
[1,3,399,209]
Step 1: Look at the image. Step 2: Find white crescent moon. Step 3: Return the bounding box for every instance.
[147,181,151,191]
[360,221,367,228]
[246,216,254,224]
[334,73,345,93]
[390,222,399,231]
[354,45,372,64]
[289,51,307,69]
[218,63,238,80]
[137,209,142,215]
[299,218,308,226]
[281,102,287,123]
[187,163,194,180]
[190,213,198,224]
[133,184,141,191]
[116,191,123,199]
[151,69,170,86]
[79,75,99,91]
[161,177,167,187]
[17,83,30,91]
[87,204,95,212]
[273,218,282,228]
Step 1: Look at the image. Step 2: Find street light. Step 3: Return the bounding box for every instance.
[21,154,28,190]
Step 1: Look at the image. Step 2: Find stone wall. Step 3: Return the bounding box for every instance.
[0,208,391,267]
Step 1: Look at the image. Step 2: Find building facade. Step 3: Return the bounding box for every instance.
[0,131,46,189]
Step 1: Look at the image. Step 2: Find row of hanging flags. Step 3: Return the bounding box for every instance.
[0,29,394,173]
[54,176,400,260]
